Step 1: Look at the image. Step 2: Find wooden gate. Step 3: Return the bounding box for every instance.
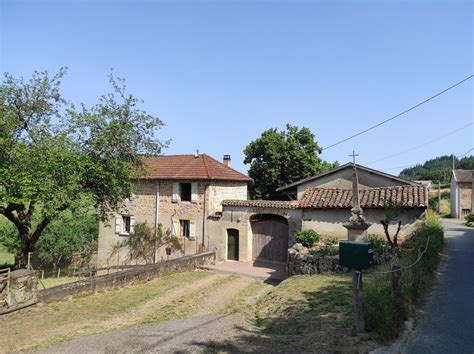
[251,215,289,263]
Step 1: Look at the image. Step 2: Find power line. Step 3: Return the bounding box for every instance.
[323,75,473,150]
[457,148,474,158]
[365,122,473,164]
[379,148,474,172]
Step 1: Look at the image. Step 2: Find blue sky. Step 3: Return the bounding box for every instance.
[1,0,472,175]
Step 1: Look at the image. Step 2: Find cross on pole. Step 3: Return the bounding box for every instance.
[349,150,359,165]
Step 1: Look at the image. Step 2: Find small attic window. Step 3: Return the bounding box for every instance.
[180,183,192,202]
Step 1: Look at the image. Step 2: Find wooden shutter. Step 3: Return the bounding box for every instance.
[172,182,179,203]
[189,220,196,238]
[115,216,122,234]
[130,217,136,234]
[172,219,179,236]
[191,182,198,203]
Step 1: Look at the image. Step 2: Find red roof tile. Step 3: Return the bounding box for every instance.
[299,185,428,209]
[222,200,299,209]
[140,154,251,182]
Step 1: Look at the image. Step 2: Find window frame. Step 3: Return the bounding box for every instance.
[179,219,190,238]
[122,215,131,235]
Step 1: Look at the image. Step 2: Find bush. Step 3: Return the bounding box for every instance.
[364,210,444,341]
[295,230,320,248]
[323,236,338,245]
[465,213,474,227]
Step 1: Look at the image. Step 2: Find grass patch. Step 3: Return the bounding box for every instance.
[251,274,359,351]
[39,276,83,288]
[364,210,444,341]
[0,270,215,352]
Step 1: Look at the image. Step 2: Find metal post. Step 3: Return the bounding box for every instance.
[438,183,441,213]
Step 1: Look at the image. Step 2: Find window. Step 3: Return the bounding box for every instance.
[180,183,192,202]
[123,216,131,233]
[180,220,190,237]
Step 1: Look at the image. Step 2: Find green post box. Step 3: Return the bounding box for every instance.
[339,241,374,269]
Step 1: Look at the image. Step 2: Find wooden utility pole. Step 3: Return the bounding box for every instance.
[438,183,441,213]
[352,270,365,333]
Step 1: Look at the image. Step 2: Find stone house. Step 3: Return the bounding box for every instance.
[450,169,474,218]
[97,154,251,268]
[217,163,427,264]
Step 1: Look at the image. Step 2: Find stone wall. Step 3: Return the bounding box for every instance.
[287,247,346,276]
[207,182,248,214]
[1,269,38,315]
[40,252,215,304]
[459,182,473,210]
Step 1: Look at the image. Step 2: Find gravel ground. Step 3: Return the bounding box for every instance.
[35,314,247,354]
[403,218,474,353]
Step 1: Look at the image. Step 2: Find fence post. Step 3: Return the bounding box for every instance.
[57,268,61,278]
[391,266,402,294]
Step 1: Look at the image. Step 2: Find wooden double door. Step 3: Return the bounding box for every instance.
[251,215,289,263]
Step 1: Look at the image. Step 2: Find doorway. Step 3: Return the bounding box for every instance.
[227,229,239,261]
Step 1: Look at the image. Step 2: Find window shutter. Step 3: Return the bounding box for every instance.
[189,220,196,238]
[130,217,136,234]
[115,216,122,234]
[172,219,179,236]
[191,182,198,203]
[172,182,179,203]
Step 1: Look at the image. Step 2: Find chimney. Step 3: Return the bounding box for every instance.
[223,155,231,167]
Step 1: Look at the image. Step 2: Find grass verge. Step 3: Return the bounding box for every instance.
[364,210,444,341]
[0,244,14,267]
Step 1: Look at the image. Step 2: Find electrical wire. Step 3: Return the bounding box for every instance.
[365,122,473,164]
[323,75,473,150]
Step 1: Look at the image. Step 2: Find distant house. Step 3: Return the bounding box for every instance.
[97,154,251,268]
[450,169,474,218]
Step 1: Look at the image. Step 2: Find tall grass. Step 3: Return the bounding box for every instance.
[364,210,444,340]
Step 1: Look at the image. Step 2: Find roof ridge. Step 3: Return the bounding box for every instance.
[202,154,211,179]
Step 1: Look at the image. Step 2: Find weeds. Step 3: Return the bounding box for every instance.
[364,210,444,341]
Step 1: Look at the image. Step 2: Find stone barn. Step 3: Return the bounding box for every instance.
[450,169,474,218]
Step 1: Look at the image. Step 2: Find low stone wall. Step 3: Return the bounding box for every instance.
[287,246,347,276]
[40,252,215,304]
[1,269,39,315]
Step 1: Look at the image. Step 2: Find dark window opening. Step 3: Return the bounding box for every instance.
[180,183,192,202]
[180,220,190,237]
[123,216,131,233]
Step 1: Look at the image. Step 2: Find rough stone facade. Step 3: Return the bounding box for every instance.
[287,247,346,276]
[1,269,38,314]
[97,180,247,268]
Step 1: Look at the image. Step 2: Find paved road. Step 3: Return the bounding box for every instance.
[404,218,474,353]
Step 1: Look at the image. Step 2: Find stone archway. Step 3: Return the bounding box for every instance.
[250,214,289,263]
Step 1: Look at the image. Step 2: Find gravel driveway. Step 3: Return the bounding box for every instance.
[403,218,474,353]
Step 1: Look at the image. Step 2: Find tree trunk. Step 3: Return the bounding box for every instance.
[15,230,35,269]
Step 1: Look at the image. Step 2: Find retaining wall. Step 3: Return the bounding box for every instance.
[40,252,215,303]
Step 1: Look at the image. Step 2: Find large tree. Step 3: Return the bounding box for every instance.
[244,124,337,200]
[0,69,166,268]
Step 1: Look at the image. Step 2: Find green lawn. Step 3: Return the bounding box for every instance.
[0,244,14,266]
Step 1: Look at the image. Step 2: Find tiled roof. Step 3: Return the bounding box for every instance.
[222,200,299,209]
[299,185,428,209]
[453,169,474,183]
[140,154,251,182]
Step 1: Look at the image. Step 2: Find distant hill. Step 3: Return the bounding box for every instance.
[399,155,474,184]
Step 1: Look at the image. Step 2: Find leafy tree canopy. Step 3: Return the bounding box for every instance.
[399,155,474,184]
[244,124,338,200]
[0,68,166,267]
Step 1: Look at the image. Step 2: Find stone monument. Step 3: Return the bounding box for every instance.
[343,151,371,241]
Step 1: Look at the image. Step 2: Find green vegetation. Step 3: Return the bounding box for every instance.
[0,204,98,270]
[0,244,14,267]
[364,210,444,340]
[465,213,474,227]
[295,229,321,248]
[244,124,338,199]
[428,188,450,216]
[0,69,165,267]
[112,222,182,264]
[399,154,474,184]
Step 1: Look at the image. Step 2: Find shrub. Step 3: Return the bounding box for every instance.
[295,230,320,248]
[323,236,338,245]
[309,246,338,257]
[465,213,474,227]
[365,210,444,341]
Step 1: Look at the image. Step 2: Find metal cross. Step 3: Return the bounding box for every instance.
[349,150,359,164]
